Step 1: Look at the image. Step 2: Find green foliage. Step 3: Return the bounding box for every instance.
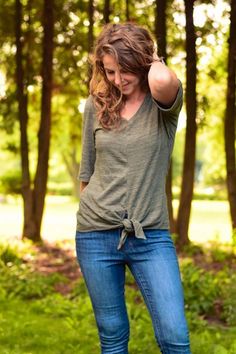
[0,241,67,300]
[0,169,22,194]
[221,273,236,326]
[0,261,66,300]
[0,0,232,201]
[0,243,22,265]
[180,259,225,317]
[0,239,236,353]
[190,329,236,354]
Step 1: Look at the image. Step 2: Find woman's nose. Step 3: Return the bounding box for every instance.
[114,72,121,86]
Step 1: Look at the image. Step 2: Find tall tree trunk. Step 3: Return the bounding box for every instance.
[154,0,175,232]
[88,0,94,52]
[225,0,236,230]
[16,0,54,241]
[32,0,54,241]
[176,0,197,247]
[103,0,110,23]
[15,0,36,237]
[86,0,94,86]
[126,0,130,21]
[155,0,167,59]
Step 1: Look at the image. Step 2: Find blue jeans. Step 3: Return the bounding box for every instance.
[75,229,191,354]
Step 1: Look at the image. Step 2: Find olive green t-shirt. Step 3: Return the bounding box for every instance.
[76,83,183,249]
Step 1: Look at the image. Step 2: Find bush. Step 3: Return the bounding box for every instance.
[0,169,22,194]
[0,243,22,265]
[0,261,66,300]
[180,259,226,317]
[221,272,236,326]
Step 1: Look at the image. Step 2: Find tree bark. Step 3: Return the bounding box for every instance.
[32,0,54,241]
[154,0,175,232]
[176,0,197,247]
[103,0,110,23]
[224,0,236,230]
[86,0,94,86]
[15,0,36,237]
[155,0,167,59]
[126,0,130,21]
[88,0,94,52]
[16,0,54,241]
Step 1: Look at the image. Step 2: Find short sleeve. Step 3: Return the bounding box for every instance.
[78,96,96,182]
[153,80,183,140]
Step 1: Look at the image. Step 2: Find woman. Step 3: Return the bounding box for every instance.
[76,22,191,354]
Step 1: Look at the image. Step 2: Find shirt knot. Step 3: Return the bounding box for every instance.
[117,218,146,250]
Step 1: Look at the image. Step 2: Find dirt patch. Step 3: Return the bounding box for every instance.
[29,241,82,295]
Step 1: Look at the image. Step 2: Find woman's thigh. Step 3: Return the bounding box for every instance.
[75,230,130,348]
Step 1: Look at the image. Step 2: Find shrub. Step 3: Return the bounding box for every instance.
[0,261,66,300]
[221,272,236,325]
[0,169,22,194]
[0,243,22,265]
[180,259,226,317]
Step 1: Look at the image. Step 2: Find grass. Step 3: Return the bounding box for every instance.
[0,196,233,245]
[0,297,98,354]
[0,195,234,352]
[0,280,236,354]
[0,227,236,353]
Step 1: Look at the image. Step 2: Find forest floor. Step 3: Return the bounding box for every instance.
[30,239,236,297]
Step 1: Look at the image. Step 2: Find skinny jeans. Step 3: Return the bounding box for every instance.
[75,228,191,354]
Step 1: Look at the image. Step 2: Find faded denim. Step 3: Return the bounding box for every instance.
[75,228,191,354]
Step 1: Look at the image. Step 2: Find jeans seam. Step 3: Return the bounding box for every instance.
[128,265,165,352]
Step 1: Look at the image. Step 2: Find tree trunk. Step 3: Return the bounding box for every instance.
[31,0,54,241]
[103,0,110,23]
[225,0,236,230]
[154,0,175,232]
[86,0,94,86]
[176,0,197,247]
[88,0,94,52]
[16,0,54,241]
[155,0,167,59]
[15,0,37,237]
[126,0,130,21]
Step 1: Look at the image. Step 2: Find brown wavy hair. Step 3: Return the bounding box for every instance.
[89,23,157,129]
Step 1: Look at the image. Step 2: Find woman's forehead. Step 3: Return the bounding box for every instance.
[102,54,119,68]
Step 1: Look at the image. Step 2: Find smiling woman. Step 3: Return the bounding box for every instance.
[103,54,146,120]
[103,55,141,98]
[75,22,191,354]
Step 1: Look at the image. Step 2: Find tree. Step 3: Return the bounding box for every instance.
[224,0,236,230]
[103,0,110,23]
[154,0,175,232]
[176,0,197,246]
[126,0,130,21]
[88,0,94,52]
[15,0,54,241]
[15,0,32,237]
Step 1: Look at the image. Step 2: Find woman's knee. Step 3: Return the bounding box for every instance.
[157,323,191,354]
[97,313,130,352]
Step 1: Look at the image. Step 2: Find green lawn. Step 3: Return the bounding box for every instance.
[0,199,235,354]
[0,196,232,245]
[0,284,236,354]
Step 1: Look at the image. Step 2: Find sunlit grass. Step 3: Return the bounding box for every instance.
[0,196,232,245]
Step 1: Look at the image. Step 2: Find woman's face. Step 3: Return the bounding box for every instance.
[102,54,141,97]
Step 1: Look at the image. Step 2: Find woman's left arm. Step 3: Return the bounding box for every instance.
[148,61,179,107]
